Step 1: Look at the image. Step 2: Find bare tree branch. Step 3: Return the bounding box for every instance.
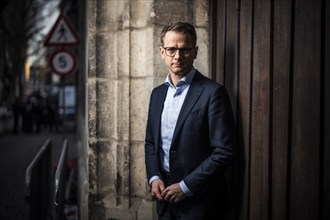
[0,0,58,103]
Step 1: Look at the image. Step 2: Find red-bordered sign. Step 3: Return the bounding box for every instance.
[49,49,78,77]
[44,13,80,47]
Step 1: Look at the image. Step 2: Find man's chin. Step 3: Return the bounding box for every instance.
[171,68,188,76]
[173,71,187,77]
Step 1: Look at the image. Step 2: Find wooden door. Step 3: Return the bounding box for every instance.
[211,0,330,219]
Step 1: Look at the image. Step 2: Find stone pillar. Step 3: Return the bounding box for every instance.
[86,0,209,219]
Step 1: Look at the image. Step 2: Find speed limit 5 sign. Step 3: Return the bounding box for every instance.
[49,49,78,77]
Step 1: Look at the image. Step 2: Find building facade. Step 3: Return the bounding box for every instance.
[78,0,211,219]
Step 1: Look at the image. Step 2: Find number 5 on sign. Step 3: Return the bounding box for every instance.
[49,49,78,77]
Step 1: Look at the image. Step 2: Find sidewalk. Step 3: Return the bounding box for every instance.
[0,129,78,220]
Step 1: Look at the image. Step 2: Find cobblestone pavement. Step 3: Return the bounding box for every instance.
[0,130,78,220]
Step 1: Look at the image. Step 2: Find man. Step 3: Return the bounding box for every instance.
[145,22,237,220]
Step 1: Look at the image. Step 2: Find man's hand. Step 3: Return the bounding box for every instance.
[161,183,186,204]
[150,179,165,201]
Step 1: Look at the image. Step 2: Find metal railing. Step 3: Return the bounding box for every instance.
[25,138,52,220]
[54,138,68,220]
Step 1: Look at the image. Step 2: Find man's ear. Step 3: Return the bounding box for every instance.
[160,47,166,59]
[193,46,198,59]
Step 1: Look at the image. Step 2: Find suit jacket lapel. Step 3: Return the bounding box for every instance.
[171,71,205,146]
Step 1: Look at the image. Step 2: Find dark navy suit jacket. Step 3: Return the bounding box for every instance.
[145,71,237,219]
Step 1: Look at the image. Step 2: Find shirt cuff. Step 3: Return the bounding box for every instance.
[149,175,160,186]
[179,180,193,196]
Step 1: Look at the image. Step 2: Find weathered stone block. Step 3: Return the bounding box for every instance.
[87,0,97,32]
[96,80,118,139]
[88,139,98,192]
[95,33,118,78]
[131,0,154,28]
[117,78,130,141]
[88,80,97,137]
[117,30,130,77]
[130,78,151,141]
[98,141,119,209]
[131,28,155,77]
[194,28,209,76]
[130,142,148,198]
[88,34,96,77]
[195,0,209,26]
[96,0,130,32]
[154,1,189,25]
[137,199,157,220]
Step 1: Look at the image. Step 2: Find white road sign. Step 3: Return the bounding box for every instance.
[49,49,78,77]
[44,13,80,46]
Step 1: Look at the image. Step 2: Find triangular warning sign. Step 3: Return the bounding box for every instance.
[44,13,80,46]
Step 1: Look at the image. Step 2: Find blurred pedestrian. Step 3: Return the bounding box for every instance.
[12,97,22,133]
[22,97,34,133]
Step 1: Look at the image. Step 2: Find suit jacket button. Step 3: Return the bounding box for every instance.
[170,150,176,159]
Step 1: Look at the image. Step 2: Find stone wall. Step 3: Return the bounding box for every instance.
[86,0,210,219]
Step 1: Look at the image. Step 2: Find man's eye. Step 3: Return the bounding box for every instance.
[167,48,176,53]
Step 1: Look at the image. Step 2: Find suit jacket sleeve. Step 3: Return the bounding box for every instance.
[181,84,237,194]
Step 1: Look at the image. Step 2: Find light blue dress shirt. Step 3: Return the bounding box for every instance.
[149,68,196,196]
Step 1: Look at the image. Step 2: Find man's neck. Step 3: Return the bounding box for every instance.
[169,74,182,88]
[170,71,189,87]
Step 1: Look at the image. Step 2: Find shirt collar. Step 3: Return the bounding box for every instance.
[165,67,196,88]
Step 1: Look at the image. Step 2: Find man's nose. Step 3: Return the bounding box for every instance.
[173,49,183,59]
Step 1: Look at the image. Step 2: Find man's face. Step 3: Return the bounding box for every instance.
[160,31,198,77]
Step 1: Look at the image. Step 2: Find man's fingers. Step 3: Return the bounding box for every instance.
[152,193,162,200]
[150,180,166,201]
[162,189,175,201]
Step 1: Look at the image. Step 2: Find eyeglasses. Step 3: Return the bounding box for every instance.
[162,47,195,57]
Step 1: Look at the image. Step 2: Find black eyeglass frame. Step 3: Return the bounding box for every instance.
[162,47,196,57]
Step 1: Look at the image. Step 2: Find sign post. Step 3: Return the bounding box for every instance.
[44,12,80,132]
